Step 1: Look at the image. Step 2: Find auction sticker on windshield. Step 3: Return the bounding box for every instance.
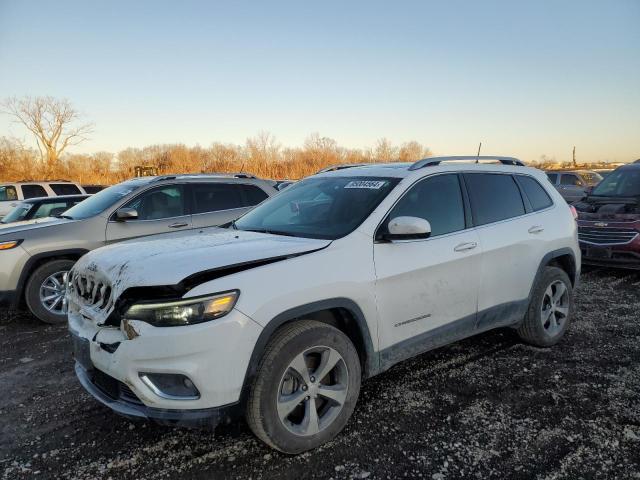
[344,180,387,189]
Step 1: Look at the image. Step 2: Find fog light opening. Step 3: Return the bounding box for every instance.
[139,373,200,400]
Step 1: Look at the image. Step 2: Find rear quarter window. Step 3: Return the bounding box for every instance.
[241,185,269,206]
[516,176,554,211]
[50,183,82,195]
[464,173,526,226]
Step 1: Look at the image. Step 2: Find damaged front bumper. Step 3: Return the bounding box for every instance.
[74,361,239,428]
[68,304,263,427]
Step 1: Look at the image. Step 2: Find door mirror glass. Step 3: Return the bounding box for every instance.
[386,216,431,240]
[116,207,138,220]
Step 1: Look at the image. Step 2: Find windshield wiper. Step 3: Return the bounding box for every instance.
[243,228,299,237]
[55,214,74,220]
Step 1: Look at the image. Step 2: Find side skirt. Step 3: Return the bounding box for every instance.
[378,299,528,373]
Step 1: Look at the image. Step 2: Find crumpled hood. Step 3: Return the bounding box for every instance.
[71,227,331,302]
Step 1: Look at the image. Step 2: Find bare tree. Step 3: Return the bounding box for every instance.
[1,96,93,176]
[374,138,397,162]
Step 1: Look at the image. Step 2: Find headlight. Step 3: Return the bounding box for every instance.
[123,290,239,327]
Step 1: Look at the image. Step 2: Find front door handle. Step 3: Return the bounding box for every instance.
[454,242,478,252]
[528,225,545,234]
[169,222,188,228]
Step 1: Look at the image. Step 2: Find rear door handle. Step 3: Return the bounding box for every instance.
[169,222,188,228]
[528,225,545,234]
[454,242,478,252]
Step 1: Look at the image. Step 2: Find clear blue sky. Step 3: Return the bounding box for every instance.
[1,0,638,163]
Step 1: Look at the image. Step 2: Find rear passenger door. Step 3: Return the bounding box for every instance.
[190,183,268,228]
[463,173,550,329]
[105,184,192,242]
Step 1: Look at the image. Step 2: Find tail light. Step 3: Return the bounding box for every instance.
[569,205,578,220]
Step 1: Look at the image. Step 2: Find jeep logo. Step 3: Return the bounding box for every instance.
[594,222,609,227]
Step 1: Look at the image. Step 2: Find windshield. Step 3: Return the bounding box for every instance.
[1,202,32,223]
[234,176,400,239]
[63,181,144,219]
[590,168,640,197]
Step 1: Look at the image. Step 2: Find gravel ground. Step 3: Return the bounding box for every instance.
[1,268,639,480]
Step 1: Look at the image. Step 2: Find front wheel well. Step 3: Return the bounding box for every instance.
[241,302,376,408]
[16,251,86,307]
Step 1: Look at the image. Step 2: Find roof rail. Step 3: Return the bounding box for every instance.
[316,163,371,174]
[409,156,525,171]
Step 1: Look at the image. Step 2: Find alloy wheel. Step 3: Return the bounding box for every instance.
[540,279,569,335]
[277,346,349,436]
[39,270,69,315]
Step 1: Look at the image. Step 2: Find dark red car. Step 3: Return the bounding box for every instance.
[574,161,640,270]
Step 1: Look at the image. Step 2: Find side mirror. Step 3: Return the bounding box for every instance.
[115,207,138,221]
[384,216,431,241]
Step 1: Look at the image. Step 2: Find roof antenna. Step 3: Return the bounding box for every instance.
[476,142,482,163]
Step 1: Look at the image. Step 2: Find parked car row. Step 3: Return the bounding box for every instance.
[0,174,278,323]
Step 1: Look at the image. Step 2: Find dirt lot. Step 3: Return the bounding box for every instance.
[1,268,639,480]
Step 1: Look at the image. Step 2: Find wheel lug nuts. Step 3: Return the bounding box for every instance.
[306,396,310,400]
[302,385,308,391]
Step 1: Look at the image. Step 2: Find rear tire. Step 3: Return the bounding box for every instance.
[517,266,574,347]
[25,259,75,325]
[246,320,361,453]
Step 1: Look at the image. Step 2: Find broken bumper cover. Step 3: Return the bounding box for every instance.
[68,306,262,415]
[74,362,239,427]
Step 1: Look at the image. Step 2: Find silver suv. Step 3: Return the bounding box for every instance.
[545,170,603,203]
[0,181,86,219]
[0,174,277,324]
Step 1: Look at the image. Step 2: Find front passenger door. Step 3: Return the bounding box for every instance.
[373,174,481,360]
[105,185,192,242]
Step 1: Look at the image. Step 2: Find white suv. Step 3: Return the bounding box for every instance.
[0,181,86,219]
[68,157,580,453]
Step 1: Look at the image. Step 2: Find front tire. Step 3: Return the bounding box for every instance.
[247,320,361,453]
[517,266,574,347]
[25,259,75,325]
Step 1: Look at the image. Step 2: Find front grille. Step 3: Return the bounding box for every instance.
[92,369,143,405]
[578,226,639,246]
[69,271,113,311]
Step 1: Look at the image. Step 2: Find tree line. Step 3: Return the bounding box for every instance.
[0,96,433,184]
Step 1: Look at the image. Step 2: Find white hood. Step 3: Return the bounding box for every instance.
[70,227,331,311]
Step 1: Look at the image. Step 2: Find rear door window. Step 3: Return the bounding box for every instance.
[50,183,82,195]
[0,185,18,201]
[546,173,558,184]
[516,176,554,211]
[192,183,245,214]
[21,184,48,199]
[464,173,526,226]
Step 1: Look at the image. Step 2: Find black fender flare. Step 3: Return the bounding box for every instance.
[529,247,579,297]
[239,298,379,405]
